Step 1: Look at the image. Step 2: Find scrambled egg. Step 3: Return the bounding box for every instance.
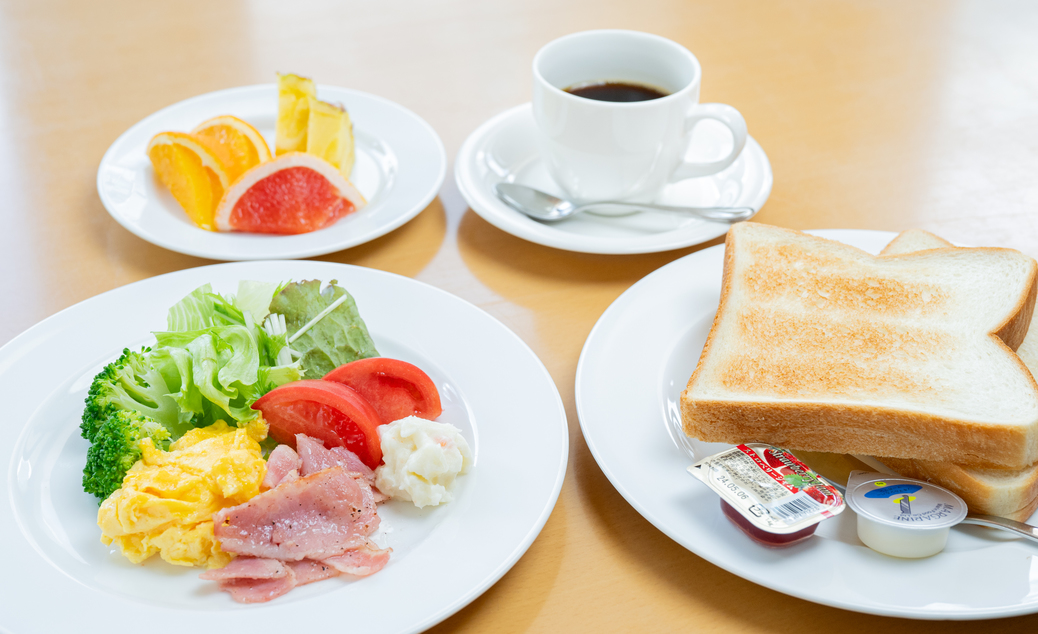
[375,416,472,508]
[98,419,268,569]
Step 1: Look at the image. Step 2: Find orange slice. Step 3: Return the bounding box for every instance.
[190,115,272,183]
[147,132,230,230]
[213,153,366,234]
[276,73,316,155]
[306,97,355,178]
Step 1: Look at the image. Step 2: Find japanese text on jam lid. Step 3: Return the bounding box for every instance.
[688,444,845,534]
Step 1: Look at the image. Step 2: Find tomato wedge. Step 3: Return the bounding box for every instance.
[323,358,442,423]
[252,380,384,469]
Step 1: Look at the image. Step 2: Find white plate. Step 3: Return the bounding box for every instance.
[0,261,567,633]
[575,229,1038,620]
[454,103,772,254]
[97,86,446,260]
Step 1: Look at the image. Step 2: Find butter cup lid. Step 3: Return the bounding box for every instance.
[845,470,967,530]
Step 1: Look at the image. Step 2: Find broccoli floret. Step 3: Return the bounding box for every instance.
[80,347,188,443]
[82,410,172,501]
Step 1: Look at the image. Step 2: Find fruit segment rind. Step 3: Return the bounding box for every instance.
[191,115,273,184]
[212,152,366,234]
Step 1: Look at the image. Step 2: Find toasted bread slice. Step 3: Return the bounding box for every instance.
[881,229,1038,363]
[877,228,951,256]
[681,222,1038,468]
[877,228,1038,520]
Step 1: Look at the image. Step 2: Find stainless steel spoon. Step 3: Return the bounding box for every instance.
[494,183,756,223]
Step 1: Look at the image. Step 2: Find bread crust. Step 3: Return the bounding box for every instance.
[681,223,1038,470]
[683,227,740,421]
[879,231,1038,352]
[682,390,1038,469]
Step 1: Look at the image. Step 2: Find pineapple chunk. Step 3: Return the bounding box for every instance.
[276,73,316,155]
[306,97,356,179]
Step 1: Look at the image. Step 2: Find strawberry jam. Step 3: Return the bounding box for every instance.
[688,444,845,546]
[720,499,819,546]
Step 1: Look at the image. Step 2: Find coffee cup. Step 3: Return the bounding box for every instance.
[532,30,747,202]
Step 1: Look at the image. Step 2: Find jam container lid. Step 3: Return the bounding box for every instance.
[688,443,845,535]
[845,470,967,530]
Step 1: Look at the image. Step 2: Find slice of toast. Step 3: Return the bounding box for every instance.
[681,222,1038,469]
[881,229,1038,366]
[877,228,1038,520]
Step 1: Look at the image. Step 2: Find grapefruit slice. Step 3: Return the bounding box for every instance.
[191,115,272,183]
[213,153,366,234]
[147,131,231,230]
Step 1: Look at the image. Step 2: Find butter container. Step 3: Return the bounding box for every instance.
[845,470,967,558]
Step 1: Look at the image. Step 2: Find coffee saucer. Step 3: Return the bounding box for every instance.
[454,103,772,254]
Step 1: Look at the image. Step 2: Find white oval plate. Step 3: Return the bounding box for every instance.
[97,85,446,260]
[454,103,772,254]
[576,229,1038,620]
[0,261,567,633]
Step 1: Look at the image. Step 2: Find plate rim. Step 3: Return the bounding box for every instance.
[574,228,1038,620]
[454,102,773,255]
[0,260,568,633]
[96,84,447,261]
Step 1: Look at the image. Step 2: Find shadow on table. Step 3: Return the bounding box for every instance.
[455,209,723,307]
[95,195,448,281]
[319,197,448,277]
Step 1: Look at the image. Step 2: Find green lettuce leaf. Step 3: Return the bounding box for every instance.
[152,324,271,425]
[234,280,283,324]
[269,279,379,378]
[148,347,204,427]
[166,284,217,331]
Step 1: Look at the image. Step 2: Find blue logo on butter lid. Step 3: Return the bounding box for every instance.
[864,483,922,498]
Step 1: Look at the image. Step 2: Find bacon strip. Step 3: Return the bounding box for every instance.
[199,556,287,581]
[263,444,302,489]
[322,542,392,577]
[288,559,341,586]
[214,466,379,561]
[206,435,392,603]
[216,568,297,603]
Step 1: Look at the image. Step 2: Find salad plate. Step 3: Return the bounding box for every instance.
[0,261,567,633]
[454,103,772,255]
[575,229,1038,620]
[97,85,446,261]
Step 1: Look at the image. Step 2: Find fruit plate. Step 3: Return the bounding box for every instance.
[0,261,568,633]
[97,85,446,260]
[575,229,1038,620]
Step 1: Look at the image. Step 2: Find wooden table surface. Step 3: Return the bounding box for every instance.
[3,0,1038,631]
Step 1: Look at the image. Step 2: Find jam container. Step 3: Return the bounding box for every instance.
[845,470,967,558]
[688,444,845,546]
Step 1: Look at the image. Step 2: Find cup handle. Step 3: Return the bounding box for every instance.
[669,103,748,181]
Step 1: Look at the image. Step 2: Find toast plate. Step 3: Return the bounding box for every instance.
[454,103,772,254]
[0,261,567,634]
[575,229,1038,620]
[97,85,446,260]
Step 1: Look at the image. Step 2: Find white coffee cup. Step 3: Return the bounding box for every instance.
[532,30,748,202]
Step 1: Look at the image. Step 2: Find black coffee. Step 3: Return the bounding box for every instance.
[565,81,669,102]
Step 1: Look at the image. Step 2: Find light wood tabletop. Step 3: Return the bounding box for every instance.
[2,0,1038,631]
